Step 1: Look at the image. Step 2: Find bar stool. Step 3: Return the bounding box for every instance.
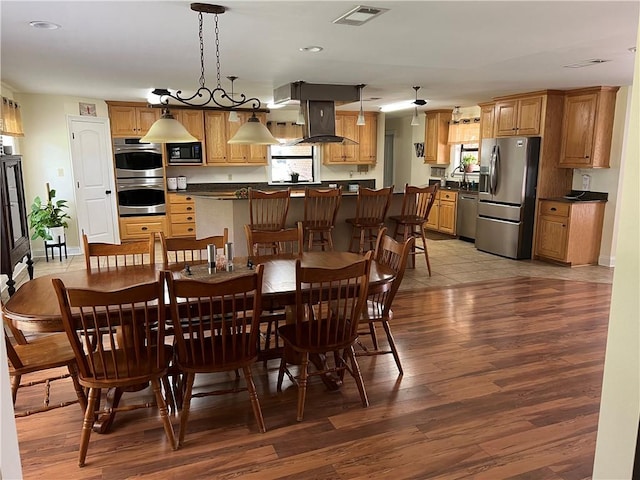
[246,188,291,255]
[345,186,393,254]
[388,183,438,275]
[302,186,342,251]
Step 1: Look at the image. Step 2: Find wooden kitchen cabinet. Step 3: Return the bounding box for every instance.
[535,199,605,266]
[205,111,268,166]
[323,112,378,165]
[558,86,619,169]
[479,102,495,139]
[168,193,196,237]
[119,215,167,240]
[108,104,160,137]
[424,110,452,164]
[425,190,457,235]
[494,95,542,137]
[173,109,205,142]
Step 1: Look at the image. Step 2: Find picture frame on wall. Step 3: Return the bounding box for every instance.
[79,102,97,116]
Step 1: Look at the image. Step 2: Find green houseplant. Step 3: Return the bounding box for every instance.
[29,185,71,241]
[462,154,478,172]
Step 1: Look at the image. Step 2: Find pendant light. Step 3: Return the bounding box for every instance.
[227,76,240,123]
[410,86,421,127]
[147,3,277,145]
[141,108,197,143]
[356,84,366,126]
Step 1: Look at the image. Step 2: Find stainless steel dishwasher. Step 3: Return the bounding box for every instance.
[456,191,478,240]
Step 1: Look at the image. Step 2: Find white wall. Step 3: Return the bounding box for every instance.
[592,21,640,478]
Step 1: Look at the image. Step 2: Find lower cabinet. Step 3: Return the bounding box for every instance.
[168,193,196,237]
[535,200,605,266]
[425,190,458,235]
[119,215,167,240]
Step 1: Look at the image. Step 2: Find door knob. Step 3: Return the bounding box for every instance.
[105,190,112,195]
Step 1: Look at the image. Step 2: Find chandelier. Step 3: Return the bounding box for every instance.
[141,3,277,145]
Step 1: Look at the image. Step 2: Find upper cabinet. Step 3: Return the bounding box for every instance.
[108,104,160,137]
[204,111,268,166]
[494,95,542,137]
[323,112,378,165]
[447,119,480,144]
[558,86,619,169]
[479,102,495,139]
[424,110,452,164]
[173,109,205,141]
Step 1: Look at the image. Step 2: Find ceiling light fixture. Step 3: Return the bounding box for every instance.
[299,46,323,53]
[356,84,366,126]
[410,86,423,127]
[140,108,198,143]
[452,106,462,123]
[144,3,277,145]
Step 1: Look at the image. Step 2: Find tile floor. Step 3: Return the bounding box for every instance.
[8,236,613,300]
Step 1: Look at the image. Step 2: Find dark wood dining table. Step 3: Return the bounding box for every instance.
[4,252,394,432]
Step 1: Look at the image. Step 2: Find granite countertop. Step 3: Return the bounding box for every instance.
[541,190,608,203]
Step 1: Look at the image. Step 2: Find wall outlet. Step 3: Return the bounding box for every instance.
[57,168,64,177]
[582,174,591,191]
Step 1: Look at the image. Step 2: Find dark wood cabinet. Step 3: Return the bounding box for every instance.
[1,155,33,296]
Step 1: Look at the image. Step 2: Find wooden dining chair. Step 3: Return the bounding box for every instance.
[83,233,156,270]
[4,316,87,417]
[163,266,267,445]
[302,187,342,251]
[345,186,394,254]
[159,229,228,266]
[244,222,304,362]
[388,183,438,274]
[277,251,372,421]
[356,227,414,374]
[52,278,177,467]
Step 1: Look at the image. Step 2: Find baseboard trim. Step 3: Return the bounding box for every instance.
[599,254,615,267]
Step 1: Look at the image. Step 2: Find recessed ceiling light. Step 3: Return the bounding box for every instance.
[299,46,323,53]
[563,58,611,68]
[29,20,61,30]
[333,5,389,26]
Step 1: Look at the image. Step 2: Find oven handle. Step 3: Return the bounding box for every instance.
[117,184,165,192]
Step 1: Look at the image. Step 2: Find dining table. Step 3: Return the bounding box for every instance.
[3,251,395,432]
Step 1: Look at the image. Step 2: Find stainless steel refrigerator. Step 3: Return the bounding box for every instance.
[475,136,540,259]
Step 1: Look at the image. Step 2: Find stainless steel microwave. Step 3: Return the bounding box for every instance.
[167,142,203,165]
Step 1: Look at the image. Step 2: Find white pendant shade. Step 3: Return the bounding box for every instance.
[356,110,365,126]
[228,115,279,145]
[140,116,197,143]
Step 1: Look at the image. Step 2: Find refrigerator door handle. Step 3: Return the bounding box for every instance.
[489,145,499,195]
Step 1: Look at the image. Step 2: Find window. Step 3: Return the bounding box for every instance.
[269,143,320,184]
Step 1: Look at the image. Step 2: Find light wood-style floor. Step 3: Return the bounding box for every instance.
[8,237,613,479]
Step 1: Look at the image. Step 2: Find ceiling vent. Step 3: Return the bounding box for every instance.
[333,5,389,26]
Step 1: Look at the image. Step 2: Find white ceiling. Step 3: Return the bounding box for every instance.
[1,1,638,116]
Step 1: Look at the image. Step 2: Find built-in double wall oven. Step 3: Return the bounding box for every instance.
[113,138,165,216]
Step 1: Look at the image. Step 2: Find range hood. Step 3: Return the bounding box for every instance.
[273,82,361,145]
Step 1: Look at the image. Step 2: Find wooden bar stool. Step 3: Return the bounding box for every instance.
[302,187,342,251]
[345,186,393,254]
[388,183,438,274]
[246,188,291,256]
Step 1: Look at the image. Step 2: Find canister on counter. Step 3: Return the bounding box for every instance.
[177,176,187,190]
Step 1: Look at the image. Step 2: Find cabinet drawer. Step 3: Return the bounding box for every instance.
[171,213,196,223]
[439,191,458,202]
[171,223,197,236]
[169,203,196,214]
[122,220,165,237]
[539,202,569,217]
[168,193,195,204]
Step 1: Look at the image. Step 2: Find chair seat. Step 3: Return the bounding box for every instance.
[345,217,385,227]
[278,322,357,354]
[176,334,257,372]
[79,344,172,388]
[9,334,76,375]
[388,214,426,226]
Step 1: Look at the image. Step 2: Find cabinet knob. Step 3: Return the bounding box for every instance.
[188,228,194,232]
[584,155,590,158]
[512,127,517,131]
[186,206,193,211]
[186,216,193,221]
[550,207,557,211]
[141,226,148,231]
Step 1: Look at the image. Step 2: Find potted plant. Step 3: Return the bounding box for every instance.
[462,154,478,173]
[28,184,71,242]
[289,171,300,183]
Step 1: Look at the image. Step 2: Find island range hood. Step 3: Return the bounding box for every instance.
[273,82,361,145]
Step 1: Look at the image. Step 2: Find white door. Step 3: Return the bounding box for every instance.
[68,116,119,243]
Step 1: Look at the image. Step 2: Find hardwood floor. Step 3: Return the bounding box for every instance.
[12,276,611,479]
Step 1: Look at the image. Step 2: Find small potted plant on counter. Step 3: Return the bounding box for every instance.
[462,154,478,172]
[289,171,300,183]
[29,184,71,242]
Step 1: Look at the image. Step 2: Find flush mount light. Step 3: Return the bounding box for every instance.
[29,20,61,30]
[563,58,611,68]
[148,3,277,145]
[333,5,389,26]
[299,46,323,53]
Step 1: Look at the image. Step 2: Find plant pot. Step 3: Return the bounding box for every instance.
[464,165,475,173]
[45,226,66,243]
[290,174,299,183]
